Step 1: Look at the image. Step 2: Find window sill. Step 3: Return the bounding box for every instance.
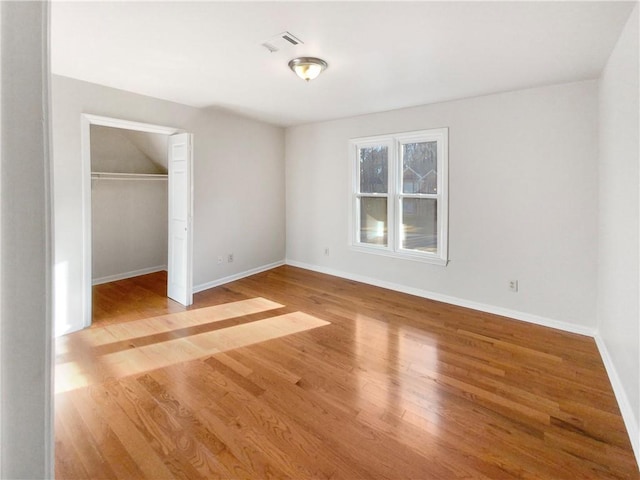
[350,244,448,266]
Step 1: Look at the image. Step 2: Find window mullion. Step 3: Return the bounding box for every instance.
[389,140,399,253]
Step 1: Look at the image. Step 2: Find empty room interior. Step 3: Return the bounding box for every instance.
[1,1,640,478]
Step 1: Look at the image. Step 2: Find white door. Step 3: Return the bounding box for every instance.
[167,133,193,306]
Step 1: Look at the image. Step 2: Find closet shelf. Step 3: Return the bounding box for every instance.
[91,172,168,181]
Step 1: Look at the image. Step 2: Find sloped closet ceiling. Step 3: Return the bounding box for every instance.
[90,125,168,173]
[122,129,169,171]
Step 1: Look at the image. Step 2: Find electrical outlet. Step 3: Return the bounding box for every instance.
[509,280,518,292]
[324,247,330,256]
[228,253,234,263]
[217,256,223,264]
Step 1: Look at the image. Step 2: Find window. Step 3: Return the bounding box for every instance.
[350,128,448,265]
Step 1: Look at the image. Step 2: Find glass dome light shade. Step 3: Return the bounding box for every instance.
[288,57,328,81]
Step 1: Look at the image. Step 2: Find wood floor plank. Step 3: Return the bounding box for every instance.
[54,405,93,480]
[69,388,147,479]
[76,382,178,479]
[56,392,120,479]
[112,376,212,479]
[55,266,640,479]
[144,364,257,479]
[200,360,343,478]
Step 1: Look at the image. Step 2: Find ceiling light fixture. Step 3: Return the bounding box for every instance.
[288,57,328,82]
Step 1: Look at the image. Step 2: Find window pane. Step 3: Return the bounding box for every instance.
[360,145,388,193]
[401,198,437,252]
[359,197,387,246]
[402,141,437,194]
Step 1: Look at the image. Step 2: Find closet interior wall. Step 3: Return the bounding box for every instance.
[90,125,169,285]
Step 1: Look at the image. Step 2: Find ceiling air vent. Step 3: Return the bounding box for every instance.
[261,31,303,53]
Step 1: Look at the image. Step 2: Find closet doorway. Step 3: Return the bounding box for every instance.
[80,114,193,328]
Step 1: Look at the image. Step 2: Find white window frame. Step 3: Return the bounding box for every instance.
[349,128,449,266]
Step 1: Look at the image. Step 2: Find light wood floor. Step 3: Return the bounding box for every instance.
[55,266,639,479]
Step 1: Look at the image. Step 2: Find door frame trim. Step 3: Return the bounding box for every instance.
[80,114,184,328]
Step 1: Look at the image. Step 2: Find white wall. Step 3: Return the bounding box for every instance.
[92,180,168,282]
[286,80,599,333]
[1,2,53,478]
[597,4,639,462]
[52,75,285,335]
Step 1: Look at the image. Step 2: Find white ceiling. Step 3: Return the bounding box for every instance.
[51,1,635,127]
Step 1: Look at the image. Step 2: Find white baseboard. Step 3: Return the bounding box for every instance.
[193,260,285,294]
[285,259,596,337]
[595,335,640,468]
[92,265,167,285]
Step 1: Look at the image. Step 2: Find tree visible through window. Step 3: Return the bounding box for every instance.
[359,145,389,245]
[350,128,448,265]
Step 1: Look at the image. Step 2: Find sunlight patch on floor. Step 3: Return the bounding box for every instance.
[55,307,329,393]
[56,297,284,355]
